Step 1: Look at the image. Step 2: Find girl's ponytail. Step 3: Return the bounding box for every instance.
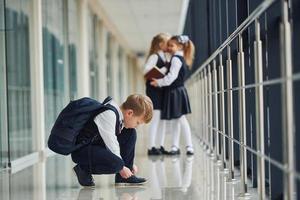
[171,35,195,69]
[183,40,195,69]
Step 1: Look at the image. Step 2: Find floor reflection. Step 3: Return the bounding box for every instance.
[76,188,96,200]
[115,187,145,200]
[0,136,262,199]
[147,155,194,200]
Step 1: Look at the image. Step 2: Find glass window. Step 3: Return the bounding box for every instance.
[42,0,66,143]
[127,56,133,93]
[88,11,98,98]
[0,0,8,167]
[67,0,79,100]
[118,47,124,101]
[106,33,112,96]
[5,0,33,160]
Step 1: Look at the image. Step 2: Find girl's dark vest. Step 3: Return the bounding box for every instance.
[168,55,189,89]
[146,53,166,86]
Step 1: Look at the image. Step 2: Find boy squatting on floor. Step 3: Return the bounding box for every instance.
[71,94,153,187]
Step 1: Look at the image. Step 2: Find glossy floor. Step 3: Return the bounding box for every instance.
[0,133,261,200]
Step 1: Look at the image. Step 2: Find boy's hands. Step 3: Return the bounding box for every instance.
[119,164,138,178]
[119,166,133,178]
[132,164,138,174]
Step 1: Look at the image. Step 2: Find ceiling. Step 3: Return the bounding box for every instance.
[98,0,189,55]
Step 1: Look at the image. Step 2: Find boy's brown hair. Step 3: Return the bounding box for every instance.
[121,94,153,123]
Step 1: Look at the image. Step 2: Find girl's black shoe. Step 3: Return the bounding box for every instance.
[169,149,180,155]
[159,146,171,155]
[186,146,194,156]
[147,147,162,155]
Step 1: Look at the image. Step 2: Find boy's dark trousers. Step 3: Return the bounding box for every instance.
[71,128,137,174]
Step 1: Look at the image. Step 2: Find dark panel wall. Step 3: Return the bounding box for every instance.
[292,0,300,197]
[183,0,299,198]
[183,0,209,74]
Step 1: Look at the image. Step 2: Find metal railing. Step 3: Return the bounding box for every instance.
[186,0,296,199]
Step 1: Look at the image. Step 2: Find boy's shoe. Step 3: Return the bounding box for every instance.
[115,174,147,186]
[186,150,194,155]
[159,146,171,155]
[73,165,95,187]
[148,147,162,155]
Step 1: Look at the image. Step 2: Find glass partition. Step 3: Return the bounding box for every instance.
[5,0,33,160]
[88,11,98,98]
[42,0,66,143]
[0,0,8,167]
[118,47,124,101]
[106,33,112,96]
[67,0,78,100]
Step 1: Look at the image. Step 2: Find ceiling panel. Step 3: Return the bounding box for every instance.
[99,0,185,54]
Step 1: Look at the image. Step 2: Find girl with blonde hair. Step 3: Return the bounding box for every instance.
[144,33,171,155]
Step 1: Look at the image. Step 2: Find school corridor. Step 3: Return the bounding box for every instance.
[1,0,300,199]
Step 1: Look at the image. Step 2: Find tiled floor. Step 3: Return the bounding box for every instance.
[0,131,261,200]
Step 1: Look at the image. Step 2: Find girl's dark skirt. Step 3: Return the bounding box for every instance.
[146,81,163,110]
[161,85,191,120]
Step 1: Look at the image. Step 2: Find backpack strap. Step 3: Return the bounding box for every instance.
[104,104,121,135]
[88,102,121,175]
[102,96,112,105]
[98,96,121,135]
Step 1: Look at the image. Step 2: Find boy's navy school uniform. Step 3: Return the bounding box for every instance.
[71,100,136,175]
[157,52,191,120]
[145,51,168,110]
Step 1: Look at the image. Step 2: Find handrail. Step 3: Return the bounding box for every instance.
[188,0,277,82]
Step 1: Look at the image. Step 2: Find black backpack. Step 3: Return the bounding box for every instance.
[48,96,120,155]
